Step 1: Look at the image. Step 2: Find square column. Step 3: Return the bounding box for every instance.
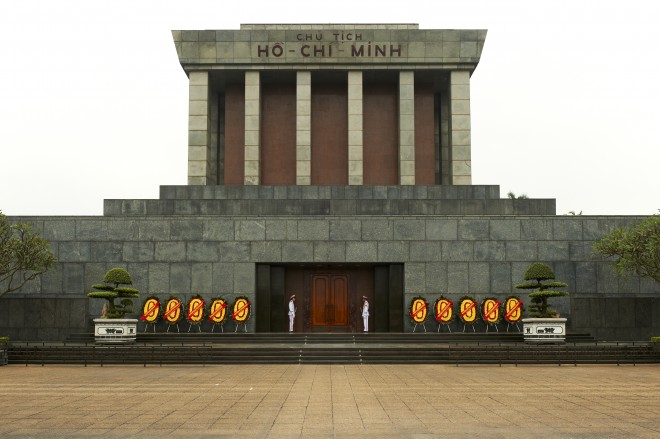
[244,71,261,185]
[399,71,415,185]
[450,71,472,185]
[296,72,311,185]
[348,71,363,185]
[187,71,210,185]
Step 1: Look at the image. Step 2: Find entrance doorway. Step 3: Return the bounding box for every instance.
[255,263,403,333]
[311,274,349,332]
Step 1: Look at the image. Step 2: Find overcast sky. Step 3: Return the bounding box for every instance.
[1,0,658,216]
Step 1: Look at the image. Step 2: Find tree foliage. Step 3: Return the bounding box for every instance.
[0,211,55,299]
[516,262,568,318]
[593,215,660,283]
[88,268,139,318]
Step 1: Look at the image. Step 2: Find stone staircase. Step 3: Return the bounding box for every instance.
[7,332,659,366]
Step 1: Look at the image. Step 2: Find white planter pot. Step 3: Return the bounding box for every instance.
[93,318,138,343]
[522,318,567,343]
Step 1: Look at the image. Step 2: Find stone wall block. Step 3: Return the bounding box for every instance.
[521,219,553,240]
[468,262,490,292]
[58,242,91,262]
[250,241,283,262]
[170,263,192,294]
[233,263,255,293]
[235,220,266,241]
[575,262,597,294]
[191,263,213,293]
[441,241,473,261]
[282,242,314,262]
[139,221,171,241]
[537,241,570,261]
[553,219,583,240]
[504,241,538,261]
[313,242,346,262]
[377,241,410,262]
[473,241,505,261]
[212,263,234,293]
[155,242,187,262]
[393,220,425,240]
[122,242,155,262]
[329,220,361,241]
[147,263,170,293]
[62,263,85,293]
[425,219,458,240]
[187,241,220,262]
[76,220,108,240]
[489,262,512,293]
[458,219,489,240]
[446,262,470,294]
[489,220,520,240]
[410,241,442,262]
[346,242,378,262]
[404,263,426,293]
[171,220,204,240]
[424,262,448,291]
[361,220,393,240]
[218,242,250,262]
[203,219,235,240]
[297,221,330,240]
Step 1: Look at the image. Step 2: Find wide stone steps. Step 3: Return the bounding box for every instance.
[8,333,658,366]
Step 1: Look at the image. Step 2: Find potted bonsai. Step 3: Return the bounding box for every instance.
[516,262,568,343]
[88,268,140,343]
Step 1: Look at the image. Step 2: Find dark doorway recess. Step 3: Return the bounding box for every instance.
[256,264,403,333]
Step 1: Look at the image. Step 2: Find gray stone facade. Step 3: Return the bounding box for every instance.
[3,185,658,340]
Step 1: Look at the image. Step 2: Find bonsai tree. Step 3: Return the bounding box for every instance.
[515,262,568,318]
[87,268,139,319]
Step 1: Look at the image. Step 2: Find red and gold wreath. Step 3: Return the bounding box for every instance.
[409,296,428,324]
[434,296,454,324]
[458,296,478,325]
[186,295,206,325]
[503,296,523,324]
[231,296,251,324]
[163,297,183,325]
[481,297,502,325]
[140,296,161,324]
[208,297,228,325]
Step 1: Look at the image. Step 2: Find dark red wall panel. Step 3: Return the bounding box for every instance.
[261,84,296,185]
[414,83,436,184]
[363,84,398,184]
[311,83,348,185]
[224,84,245,185]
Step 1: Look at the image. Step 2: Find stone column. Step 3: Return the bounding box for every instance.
[188,71,210,185]
[449,70,472,185]
[399,71,415,185]
[296,71,311,185]
[244,71,261,185]
[348,71,363,185]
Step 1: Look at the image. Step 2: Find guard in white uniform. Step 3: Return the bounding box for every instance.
[361,296,369,332]
[288,294,296,332]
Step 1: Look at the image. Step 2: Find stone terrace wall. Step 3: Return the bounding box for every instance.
[2,212,658,341]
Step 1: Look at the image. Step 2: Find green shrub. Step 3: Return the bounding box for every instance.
[516,262,568,318]
[87,268,139,319]
[652,337,660,344]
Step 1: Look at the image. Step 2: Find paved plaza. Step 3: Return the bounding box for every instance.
[1,364,659,438]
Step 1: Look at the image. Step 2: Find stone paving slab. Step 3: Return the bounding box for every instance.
[0,364,658,438]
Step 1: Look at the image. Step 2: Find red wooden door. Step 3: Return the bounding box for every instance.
[311,274,348,331]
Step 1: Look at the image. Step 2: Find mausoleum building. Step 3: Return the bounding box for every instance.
[2,24,658,340]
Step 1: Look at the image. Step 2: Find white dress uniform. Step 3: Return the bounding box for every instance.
[288,297,296,332]
[362,298,369,332]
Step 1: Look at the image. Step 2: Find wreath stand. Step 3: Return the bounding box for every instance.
[462,323,476,333]
[506,321,521,332]
[143,323,157,333]
[412,322,427,333]
[485,323,499,333]
[166,323,180,333]
[211,322,226,333]
[188,323,202,333]
[436,321,452,333]
[235,322,248,333]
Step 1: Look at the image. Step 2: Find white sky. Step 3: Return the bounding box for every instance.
[1,0,658,216]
